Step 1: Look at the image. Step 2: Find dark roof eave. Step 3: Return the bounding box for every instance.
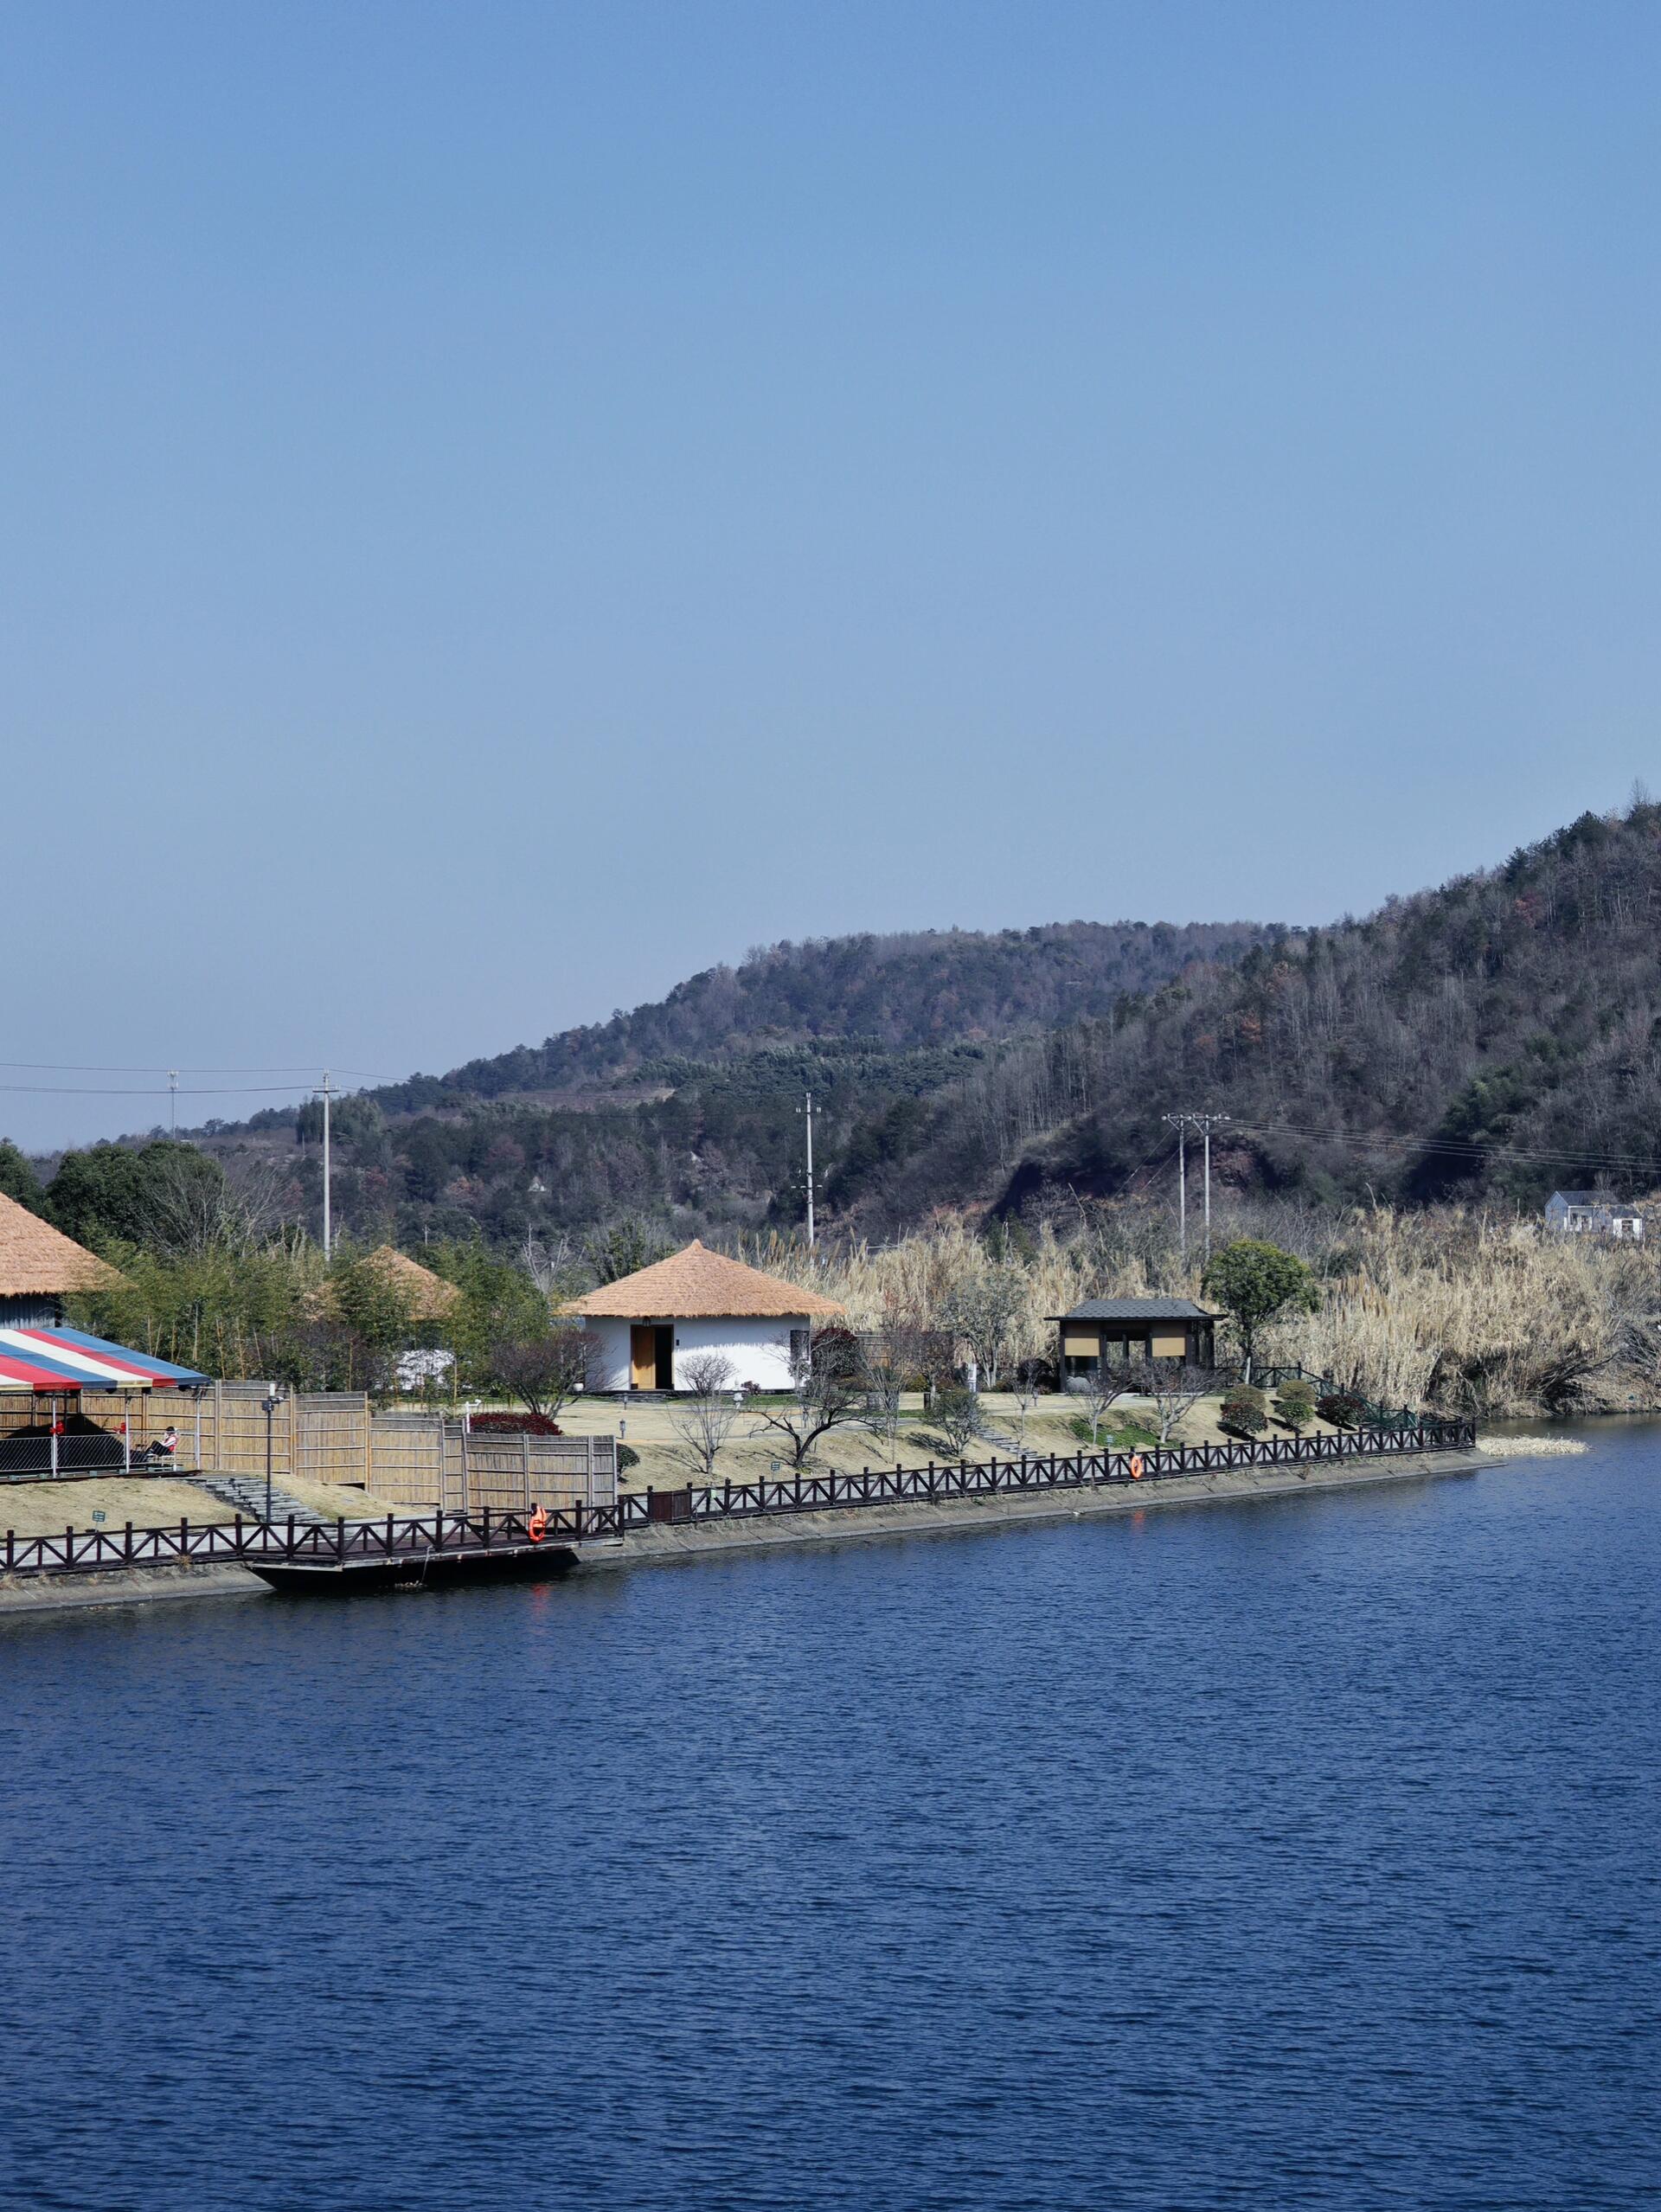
[1048,1300,1222,1322]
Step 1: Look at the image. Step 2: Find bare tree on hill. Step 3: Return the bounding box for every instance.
[1133,1360,1211,1446]
[665,1353,742,1483]
[747,1330,865,1470]
[1074,1362,1136,1448]
[489,1327,597,1423]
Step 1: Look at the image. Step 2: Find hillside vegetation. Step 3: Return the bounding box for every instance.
[278,803,1661,1246]
[334,920,1280,1114]
[24,805,1661,1253]
[202,919,1279,1246]
[831,805,1661,1224]
[19,808,1661,1422]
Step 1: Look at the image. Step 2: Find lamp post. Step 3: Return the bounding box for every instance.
[261,1385,284,1523]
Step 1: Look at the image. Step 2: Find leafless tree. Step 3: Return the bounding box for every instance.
[1010,1366,1043,1452]
[1133,1360,1211,1445]
[665,1352,741,1482]
[748,1333,866,1469]
[489,1327,597,1421]
[144,1150,284,1259]
[1074,1360,1137,1446]
[931,1383,985,1458]
[1067,1189,1180,1288]
[940,1268,1025,1389]
[523,1228,582,1302]
[861,1299,928,1445]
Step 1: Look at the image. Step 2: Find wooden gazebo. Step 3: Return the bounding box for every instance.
[1052,1298,1219,1380]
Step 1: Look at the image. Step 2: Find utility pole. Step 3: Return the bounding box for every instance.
[1166,1112,1230,1269]
[168,1070,178,1134]
[800,1090,816,1248]
[320,1070,333,1260]
[1164,1113,1189,1270]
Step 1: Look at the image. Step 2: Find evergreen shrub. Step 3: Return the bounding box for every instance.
[1316,1391,1367,1430]
[1220,1386,1268,1439]
[1275,1379,1317,1432]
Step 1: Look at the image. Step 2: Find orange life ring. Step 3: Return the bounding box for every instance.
[1128,1453,1145,1481]
[527,1506,548,1543]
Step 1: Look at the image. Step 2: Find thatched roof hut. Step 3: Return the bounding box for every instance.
[0,1192,118,1326]
[567,1240,841,1392]
[568,1241,843,1322]
[309,1245,462,1324]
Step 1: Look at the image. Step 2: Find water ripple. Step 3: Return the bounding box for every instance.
[1,1436,1657,2209]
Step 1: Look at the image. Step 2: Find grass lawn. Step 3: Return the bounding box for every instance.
[0,1472,407,1541]
[0,1395,1355,1535]
[546,1389,1342,1492]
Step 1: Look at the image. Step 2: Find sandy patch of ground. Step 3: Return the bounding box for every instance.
[0,1472,406,1539]
[0,1477,237,1541]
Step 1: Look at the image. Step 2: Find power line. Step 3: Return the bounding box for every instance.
[1070,1133,1180,1212]
[0,1061,366,1075]
[1228,1116,1661,1181]
[0,1082,338,1098]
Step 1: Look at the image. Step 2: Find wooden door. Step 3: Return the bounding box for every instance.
[631,1325,656,1389]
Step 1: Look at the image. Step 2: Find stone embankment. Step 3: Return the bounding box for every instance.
[0,1440,1498,1617]
[0,1561,266,1617]
[584,1447,1486,1571]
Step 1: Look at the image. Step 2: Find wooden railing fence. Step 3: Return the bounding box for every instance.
[0,1419,1476,1578]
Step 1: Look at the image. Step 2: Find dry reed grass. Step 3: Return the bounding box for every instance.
[1284,1210,1657,1414]
[735,1208,1658,1417]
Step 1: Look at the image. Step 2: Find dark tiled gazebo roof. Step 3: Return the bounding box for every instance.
[1049,1298,1219,1321]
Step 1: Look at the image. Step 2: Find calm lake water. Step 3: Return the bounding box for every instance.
[3,1431,1658,2211]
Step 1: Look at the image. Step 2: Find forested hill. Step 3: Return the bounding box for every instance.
[356,920,1283,1113]
[38,811,1661,1251]
[164,916,1280,1252]
[833,805,1661,1222]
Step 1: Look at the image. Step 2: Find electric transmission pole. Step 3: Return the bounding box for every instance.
[168,1070,178,1134]
[799,1090,816,1248]
[1166,1112,1231,1270]
[319,1070,334,1260]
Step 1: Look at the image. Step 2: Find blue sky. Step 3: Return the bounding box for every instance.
[3,3,1658,1148]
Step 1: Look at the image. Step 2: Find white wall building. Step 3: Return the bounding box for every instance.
[1543,1190,1645,1241]
[567,1241,843,1394]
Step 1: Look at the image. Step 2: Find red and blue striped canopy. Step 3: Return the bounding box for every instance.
[0,1325,208,1393]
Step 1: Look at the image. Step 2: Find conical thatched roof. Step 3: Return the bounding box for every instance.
[309,1244,462,1323]
[364,1246,463,1319]
[567,1240,843,1320]
[0,1192,119,1296]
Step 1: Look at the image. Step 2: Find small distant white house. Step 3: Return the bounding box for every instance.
[395,1348,456,1394]
[565,1240,843,1394]
[1543,1191,1645,1242]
